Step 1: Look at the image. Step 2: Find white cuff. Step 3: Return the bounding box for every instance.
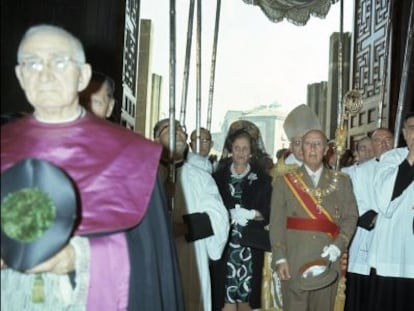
[247,209,256,220]
[275,258,287,265]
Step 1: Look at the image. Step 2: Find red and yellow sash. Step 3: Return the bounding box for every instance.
[284,171,339,239]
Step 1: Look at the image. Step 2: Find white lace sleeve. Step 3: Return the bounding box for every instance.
[1,236,90,311]
[67,236,90,308]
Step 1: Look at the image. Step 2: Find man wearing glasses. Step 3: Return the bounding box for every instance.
[153,119,229,311]
[189,127,214,158]
[189,127,219,172]
[270,129,357,311]
[280,104,322,169]
[1,24,182,310]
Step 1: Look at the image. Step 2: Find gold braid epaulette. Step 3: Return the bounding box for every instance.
[271,157,299,182]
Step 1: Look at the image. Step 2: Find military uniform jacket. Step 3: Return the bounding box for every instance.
[270,166,358,288]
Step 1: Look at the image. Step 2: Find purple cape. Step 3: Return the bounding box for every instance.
[1,113,162,235]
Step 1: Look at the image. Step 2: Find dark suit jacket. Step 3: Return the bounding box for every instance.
[211,162,272,309]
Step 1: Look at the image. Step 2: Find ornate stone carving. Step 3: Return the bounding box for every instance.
[354,0,389,98]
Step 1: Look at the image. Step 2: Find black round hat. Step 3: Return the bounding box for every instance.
[1,158,77,271]
[297,259,338,291]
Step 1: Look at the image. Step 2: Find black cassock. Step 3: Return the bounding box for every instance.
[127,177,184,311]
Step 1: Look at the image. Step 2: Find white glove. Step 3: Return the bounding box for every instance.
[321,244,341,262]
[229,208,247,226]
[229,208,238,220]
[230,205,253,226]
[236,207,256,220]
[235,216,248,227]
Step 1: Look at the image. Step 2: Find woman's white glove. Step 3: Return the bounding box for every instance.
[321,244,341,262]
[230,205,255,227]
[237,207,256,220]
[229,208,244,225]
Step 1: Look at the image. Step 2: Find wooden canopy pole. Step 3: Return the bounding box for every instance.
[179,0,195,128]
[394,0,413,146]
[206,0,222,132]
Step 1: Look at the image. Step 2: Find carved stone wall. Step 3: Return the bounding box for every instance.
[349,0,390,139]
[349,0,413,147]
[120,0,140,130]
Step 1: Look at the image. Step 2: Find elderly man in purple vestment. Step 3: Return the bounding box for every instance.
[0,24,182,311]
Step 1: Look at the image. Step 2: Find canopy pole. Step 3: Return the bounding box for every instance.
[206,0,222,132]
[336,0,344,131]
[194,0,202,153]
[377,0,394,128]
[179,0,195,128]
[394,0,414,147]
[168,0,177,214]
[334,0,344,170]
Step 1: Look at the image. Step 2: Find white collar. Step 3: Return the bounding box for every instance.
[34,107,85,124]
[304,165,323,185]
[230,163,251,179]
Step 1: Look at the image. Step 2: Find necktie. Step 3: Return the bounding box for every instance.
[311,174,317,187]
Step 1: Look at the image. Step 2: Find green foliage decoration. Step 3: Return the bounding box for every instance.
[1,188,56,242]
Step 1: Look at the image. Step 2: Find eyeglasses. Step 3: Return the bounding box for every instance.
[292,140,302,147]
[19,56,79,73]
[191,138,211,144]
[372,137,393,145]
[303,141,325,148]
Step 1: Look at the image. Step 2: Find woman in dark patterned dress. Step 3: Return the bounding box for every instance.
[211,125,272,311]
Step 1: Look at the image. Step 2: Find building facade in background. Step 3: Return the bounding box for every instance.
[213,105,288,160]
[307,81,328,137]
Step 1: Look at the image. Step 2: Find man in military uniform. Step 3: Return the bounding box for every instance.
[264,105,323,310]
[270,129,358,311]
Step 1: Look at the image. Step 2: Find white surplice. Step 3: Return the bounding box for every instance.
[369,147,414,278]
[346,158,379,275]
[181,152,230,310]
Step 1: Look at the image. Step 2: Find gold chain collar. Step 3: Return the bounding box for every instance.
[290,170,340,207]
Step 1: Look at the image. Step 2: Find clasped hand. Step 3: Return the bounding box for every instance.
[1,245,75,274]
[29,244,76,274]
[230,205,256,226]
